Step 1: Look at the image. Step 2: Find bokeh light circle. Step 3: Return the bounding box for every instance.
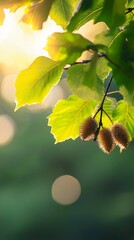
[0,115,15,145]
[51,175,81,205]
[1,74,17,103]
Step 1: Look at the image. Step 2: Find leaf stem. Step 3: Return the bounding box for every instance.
[64,52,104,70]
[125,7,134,14]
[103,109,113,124]
[64,60,91,70]
[93,75,113,140]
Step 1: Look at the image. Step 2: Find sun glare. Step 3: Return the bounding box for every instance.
[0,8,62,70]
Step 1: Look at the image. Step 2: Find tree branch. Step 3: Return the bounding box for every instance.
[64,60,91,70]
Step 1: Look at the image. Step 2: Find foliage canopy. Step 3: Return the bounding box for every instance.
[0,0,134,153]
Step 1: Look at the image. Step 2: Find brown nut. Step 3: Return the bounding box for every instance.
[98,128,115,154]
[80,117,98,141]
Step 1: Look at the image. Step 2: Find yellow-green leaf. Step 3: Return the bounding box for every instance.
[46,32,93,64]
[48,95,97,143]
[15,56,63,110]
[0,0,32,12]
[22,0,54,29]
[113,100,134,140]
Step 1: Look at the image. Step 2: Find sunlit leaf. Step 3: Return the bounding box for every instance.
[46,32,94,64]
[0,0,52,29]
[67,0,104,31]
[94,28,120,48]
[68,55,104,100]
[0,0,32,11]
[48,95,97,143]
[49,0,81,29]
[113,100,134,140]
[15,57,63,110]
[97,0,127,30]
[22,0,54,29]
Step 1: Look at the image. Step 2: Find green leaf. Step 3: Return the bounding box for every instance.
[120,86,134,106]
[96,0,127,30]
[67,55,104,100]
[107,22,134,92]
[48,95,97,143]
[126,0,134,7]
[49,0,81,29]
[46,32,93,64]
[67,0,104,32]
[96,57,111,81]
[94,28,120,48]
[113,100,134,140]
[15,57,63,110]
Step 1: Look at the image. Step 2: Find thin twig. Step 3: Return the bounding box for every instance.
[64,52,105,70]
[103,109,113,124]
[64,60,91,70]
[125,7,134,14]
[93,75,113,140]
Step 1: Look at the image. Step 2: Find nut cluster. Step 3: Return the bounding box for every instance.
[79,117,129,154]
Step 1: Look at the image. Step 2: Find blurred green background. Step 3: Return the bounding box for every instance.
[0,75,134,240]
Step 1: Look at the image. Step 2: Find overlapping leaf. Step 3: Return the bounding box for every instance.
[48,95,97,143]
[22,0,54,29]
[107,22,134,92]
[96,57,111,81]
[15,57,63,110]
[113,100,134,139]
[67,55,104,100]
[97,0,127,30]
[46,32,94,64]
[0,0,31,25]
[67,0,104,32]
[0,0,27,7]
[50,0,81,29]
[0,0,53,29]
[0,0,32,12]
[94,28,121,48]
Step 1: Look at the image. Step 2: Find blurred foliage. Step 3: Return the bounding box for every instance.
[0,95,134,240]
